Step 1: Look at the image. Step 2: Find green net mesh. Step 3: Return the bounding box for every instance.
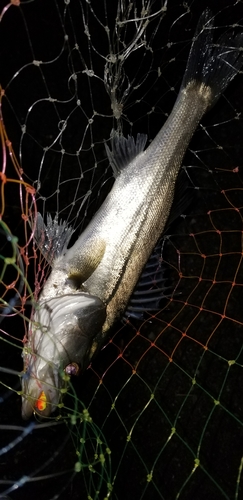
[0,1,243,499]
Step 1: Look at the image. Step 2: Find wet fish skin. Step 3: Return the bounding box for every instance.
[21,9,243,418]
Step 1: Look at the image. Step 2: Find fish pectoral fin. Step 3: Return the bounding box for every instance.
[67,238,106,286]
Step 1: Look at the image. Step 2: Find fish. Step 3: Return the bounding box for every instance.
[21,9,243,419]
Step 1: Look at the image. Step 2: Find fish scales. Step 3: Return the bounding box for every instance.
[21,9,243,418]
[73,83,210,331]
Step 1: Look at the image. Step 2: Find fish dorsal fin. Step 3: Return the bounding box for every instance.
[105,130,147,177]
[34,213,75,265]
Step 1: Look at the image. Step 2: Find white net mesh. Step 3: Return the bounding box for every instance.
[0,0,243,499]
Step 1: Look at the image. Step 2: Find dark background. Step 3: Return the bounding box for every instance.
[0,1,243,499]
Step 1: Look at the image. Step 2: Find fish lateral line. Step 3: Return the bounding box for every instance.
[22,8,243,418]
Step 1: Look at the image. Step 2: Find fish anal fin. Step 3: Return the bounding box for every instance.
[124,246,171,321]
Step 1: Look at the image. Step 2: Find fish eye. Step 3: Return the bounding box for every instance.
[64,362,80,376]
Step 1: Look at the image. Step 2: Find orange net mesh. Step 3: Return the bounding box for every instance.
[0,1,243,499]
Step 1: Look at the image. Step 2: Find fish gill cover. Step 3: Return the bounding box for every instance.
[0,0,243,499]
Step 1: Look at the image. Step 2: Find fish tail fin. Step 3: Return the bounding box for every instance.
[181,8,243,110]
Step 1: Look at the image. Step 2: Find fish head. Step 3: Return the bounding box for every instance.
[21,293,106,419]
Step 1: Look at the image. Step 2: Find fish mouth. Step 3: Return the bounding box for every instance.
[21,292,107,419]
[21,368,61,419]
[22,389,55,419]
[22,388,60,419]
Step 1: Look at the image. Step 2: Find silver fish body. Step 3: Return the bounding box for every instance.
[21,9,243,418]
[64,84,210,331]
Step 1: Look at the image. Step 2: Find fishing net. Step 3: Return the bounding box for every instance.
[0,0,243,499]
